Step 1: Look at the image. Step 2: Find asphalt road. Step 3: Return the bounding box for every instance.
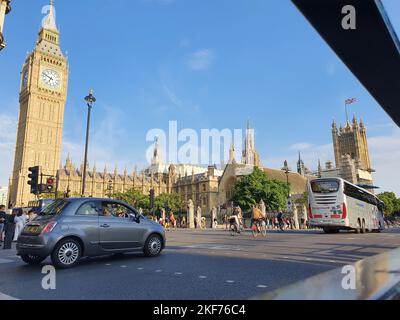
[1,228,399,300]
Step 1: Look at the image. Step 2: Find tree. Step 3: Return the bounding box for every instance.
[232,167,289,212]
[154,193,183,213]
[377,192,400,216]
[112,188,150,212]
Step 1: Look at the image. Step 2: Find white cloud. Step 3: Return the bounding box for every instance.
[368,127,400,196]
[186,49,215,71]
[289,142,314,151]
[0,113,17,187]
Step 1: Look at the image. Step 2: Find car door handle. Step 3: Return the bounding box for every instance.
[100,224,110,228]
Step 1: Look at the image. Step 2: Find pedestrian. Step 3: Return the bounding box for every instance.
[14,209,26,241]
[213,218,218,229]
[0,205,7,247]
[3,208,16,250]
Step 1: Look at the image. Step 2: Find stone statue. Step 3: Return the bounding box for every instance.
[260,199,266,218]
[187,199,195,229]
[211,207,217,229]
[196,206,202,229]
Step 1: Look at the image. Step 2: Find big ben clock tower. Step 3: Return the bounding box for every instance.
[9,1,68,207]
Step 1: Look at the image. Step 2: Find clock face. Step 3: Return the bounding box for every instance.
[41,69,61,88]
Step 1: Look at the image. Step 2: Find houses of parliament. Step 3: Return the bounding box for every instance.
[7,2,375,214]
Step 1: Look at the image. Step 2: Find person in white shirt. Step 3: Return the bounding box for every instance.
[13,210,27,241]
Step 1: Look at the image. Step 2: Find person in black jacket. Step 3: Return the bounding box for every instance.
[0,205,6,248]
[2,206,16,250]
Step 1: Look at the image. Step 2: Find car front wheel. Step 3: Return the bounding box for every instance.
[51,238,82,269]
[21,254,46,265]
[143,234,163,257]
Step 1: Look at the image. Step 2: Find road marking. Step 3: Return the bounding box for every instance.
[174,272,183,275]
[306,258,313,261]
[283,256,289,259]
[105,263,112,266]
[137,267,144,270]
[155,269,162,272]
[120,265,127,268]
[0,292,19,300]
[199,275,207,279]
[256,285,268,288]
[226,280,235,283]
[329,260,336,263]
[0,258,14,264]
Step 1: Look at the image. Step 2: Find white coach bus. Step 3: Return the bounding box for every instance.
[308,178,385,234]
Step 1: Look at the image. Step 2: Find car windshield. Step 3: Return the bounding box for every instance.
[40,199,70,216]
[311,180,340,193]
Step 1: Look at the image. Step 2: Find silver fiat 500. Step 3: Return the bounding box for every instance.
[17,198,166,268]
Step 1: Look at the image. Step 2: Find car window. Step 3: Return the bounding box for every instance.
[76,201,99,216]
[101,202,134,219]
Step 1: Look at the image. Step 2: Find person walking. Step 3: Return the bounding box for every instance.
[0,205,7,247]
[14,209,26,241]
[3,208,16,249]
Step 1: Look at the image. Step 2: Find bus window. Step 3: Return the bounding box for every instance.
[310,180,339,193]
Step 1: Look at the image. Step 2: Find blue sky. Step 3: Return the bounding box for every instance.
[0,0,399,195]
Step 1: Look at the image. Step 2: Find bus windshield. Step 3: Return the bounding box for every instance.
[310,180,339,193]
[40,199,70,216]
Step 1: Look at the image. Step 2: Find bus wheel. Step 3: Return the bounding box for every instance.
[361,219,366,234]
[323,228,331,234]
[354,219,361,234]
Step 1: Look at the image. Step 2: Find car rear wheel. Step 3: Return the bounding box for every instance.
[143,234,163,257]
[51,238,82,269]
[21,254,46,265]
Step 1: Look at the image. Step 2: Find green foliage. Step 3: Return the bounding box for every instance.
[232,167,289,212]
[377,192,400,216]
[112,188,149,211]
[295,191,308,206]
[154,192,183,213]
[112,188,183,214]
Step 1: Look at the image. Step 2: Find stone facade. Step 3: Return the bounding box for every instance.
[331,115,374,188]
[8,3,68,207]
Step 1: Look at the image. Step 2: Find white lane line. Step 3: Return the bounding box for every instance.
[137,267,144,270]
[0,292,19,300]
[120,265,127,268]
[0,258,14,264]
[155,269,162,272]
[226,280,235,283]
[329,260,336,263]
[256,285,268,288]
[105,263,111,266]
[174,272,183,275]
[199,275,207,279]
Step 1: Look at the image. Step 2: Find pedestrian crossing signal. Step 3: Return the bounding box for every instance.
[46,177,55,192]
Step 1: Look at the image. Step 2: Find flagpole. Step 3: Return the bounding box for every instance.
[345,101,349,124]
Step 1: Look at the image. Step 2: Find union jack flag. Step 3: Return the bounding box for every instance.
[345,98,357,105]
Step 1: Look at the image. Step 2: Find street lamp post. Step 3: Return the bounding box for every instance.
[0,0,12,51]
[282,160,291,199]
[81,89,96,197]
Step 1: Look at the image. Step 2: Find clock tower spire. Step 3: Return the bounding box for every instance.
[8,0,69,207]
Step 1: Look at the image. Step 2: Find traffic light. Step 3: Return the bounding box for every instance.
[46,176,55,193]
[27,166,40,195]
[149,189,155,209]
